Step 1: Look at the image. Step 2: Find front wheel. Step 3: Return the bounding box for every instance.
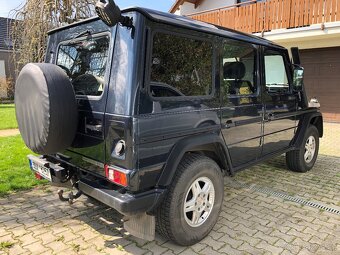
[156,154,224,246]
[286,125,319,172]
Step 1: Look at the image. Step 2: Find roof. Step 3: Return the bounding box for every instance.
[48,7,283,49]
[0,17,15,50]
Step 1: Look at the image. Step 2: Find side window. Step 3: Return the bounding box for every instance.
[222,40,257,96]
[57,36,109,97]
[150,32,213,98]
[264,50,289,94]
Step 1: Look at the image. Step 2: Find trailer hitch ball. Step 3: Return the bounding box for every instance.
[57,189,82,204]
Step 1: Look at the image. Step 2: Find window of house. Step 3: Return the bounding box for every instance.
[150,32,213,98]
[222,40,257,96]
[0,60,6,77]
[264,50,289,94]
[57,35,109,97]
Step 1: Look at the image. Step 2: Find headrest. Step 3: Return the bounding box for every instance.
[223,62,246,80]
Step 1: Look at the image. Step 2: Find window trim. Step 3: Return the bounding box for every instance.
[145,28,216,101]
[221,39,260,99]
[56,31,111,101]
[263,48,293,95]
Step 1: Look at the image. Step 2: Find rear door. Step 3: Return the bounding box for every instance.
[220,39,263,167]
[261,48,297,155]
[56,29,114,175]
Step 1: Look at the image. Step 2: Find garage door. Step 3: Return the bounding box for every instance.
[300,47,340,122]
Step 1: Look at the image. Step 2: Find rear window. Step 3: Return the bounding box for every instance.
[57,35,109,97]
[150,32,213,98]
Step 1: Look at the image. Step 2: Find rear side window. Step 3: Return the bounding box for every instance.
[57,35,109,97]
[222,40,257,96]
[150,32,213,98]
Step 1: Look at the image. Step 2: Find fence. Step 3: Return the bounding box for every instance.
[188,0,340,33]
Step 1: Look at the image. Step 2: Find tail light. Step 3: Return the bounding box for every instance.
[104,165,128,187]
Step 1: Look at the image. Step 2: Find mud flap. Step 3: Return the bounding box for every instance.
[124,213,155,241]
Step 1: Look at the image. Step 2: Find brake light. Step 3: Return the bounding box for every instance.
[104,165,128,187]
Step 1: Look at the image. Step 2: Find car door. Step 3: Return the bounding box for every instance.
[56,30,114,176]
[220,39,263,167]
[261,48,297,155]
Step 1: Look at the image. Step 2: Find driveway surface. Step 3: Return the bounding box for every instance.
[0,155,339,255]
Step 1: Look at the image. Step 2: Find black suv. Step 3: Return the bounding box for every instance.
[15,0,323,246]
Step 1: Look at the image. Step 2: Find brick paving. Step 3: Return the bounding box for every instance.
[319,122,340,157]
[0,155,340,255]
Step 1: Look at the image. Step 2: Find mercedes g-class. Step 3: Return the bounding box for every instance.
[15,0,323,245]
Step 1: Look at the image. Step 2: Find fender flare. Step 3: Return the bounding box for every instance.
[293,111,323,148]
[156,133,232,187]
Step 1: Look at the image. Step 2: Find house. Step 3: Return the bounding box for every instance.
[170,0,340,122]
[0,17,16,98]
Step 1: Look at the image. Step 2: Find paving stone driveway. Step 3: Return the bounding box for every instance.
[0,155,339,255]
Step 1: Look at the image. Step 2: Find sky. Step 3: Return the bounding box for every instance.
[0,0,174,17]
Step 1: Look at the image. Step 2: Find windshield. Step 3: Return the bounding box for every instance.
[56,35,110,97]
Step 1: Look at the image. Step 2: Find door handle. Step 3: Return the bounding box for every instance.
[225,120,235,129]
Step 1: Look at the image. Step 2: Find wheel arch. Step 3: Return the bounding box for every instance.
[156,133,232,187]
[310,115,323,138]
[294,111,323,148]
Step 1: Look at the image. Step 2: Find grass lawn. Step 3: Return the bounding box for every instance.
[0,104,18,130]
[0,135,47,197]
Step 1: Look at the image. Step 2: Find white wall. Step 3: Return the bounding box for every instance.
[179,0,236,15]
[255,22,340,50]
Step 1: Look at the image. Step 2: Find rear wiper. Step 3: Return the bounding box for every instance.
[73,30,92,39]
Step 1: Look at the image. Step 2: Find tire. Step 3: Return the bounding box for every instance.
[286,125,319,172]
[15,63,78,154]
[156,154,224,246]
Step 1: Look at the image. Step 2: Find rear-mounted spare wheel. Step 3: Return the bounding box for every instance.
[15,63,78,154]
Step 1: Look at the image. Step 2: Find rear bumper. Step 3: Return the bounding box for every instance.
[29,154,165,216]
[78,179,165,216]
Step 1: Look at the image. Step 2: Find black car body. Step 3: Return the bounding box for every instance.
[16,5,323,245]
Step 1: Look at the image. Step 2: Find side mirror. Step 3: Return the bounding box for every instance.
[293,65,304,91]
[96,0,133,28]
[95,0,122,27]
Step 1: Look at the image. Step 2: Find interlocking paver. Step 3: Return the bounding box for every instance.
[218,243,245,255]
[24,242,50,254]
[256,240,284,254]
[143,241,169,255]
[0,155,339,255]
[201,236,225,250]
[275,239,301,254]
[6,244,28,255]
[238,242,266,255]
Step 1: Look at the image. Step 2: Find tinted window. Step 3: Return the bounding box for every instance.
[264,51,289,93]
[150,32,213,97]
[57,36,109,97]
[222,41,257,96]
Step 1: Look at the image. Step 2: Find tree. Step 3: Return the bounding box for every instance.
[10,0,97,75]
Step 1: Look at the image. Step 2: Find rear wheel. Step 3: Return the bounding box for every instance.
[156,154,224,246]
[286,125,319,172]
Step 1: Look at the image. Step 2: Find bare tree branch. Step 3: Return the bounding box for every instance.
[10,0,96,76]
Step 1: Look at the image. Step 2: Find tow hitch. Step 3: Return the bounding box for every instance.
[57,189,83,204]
